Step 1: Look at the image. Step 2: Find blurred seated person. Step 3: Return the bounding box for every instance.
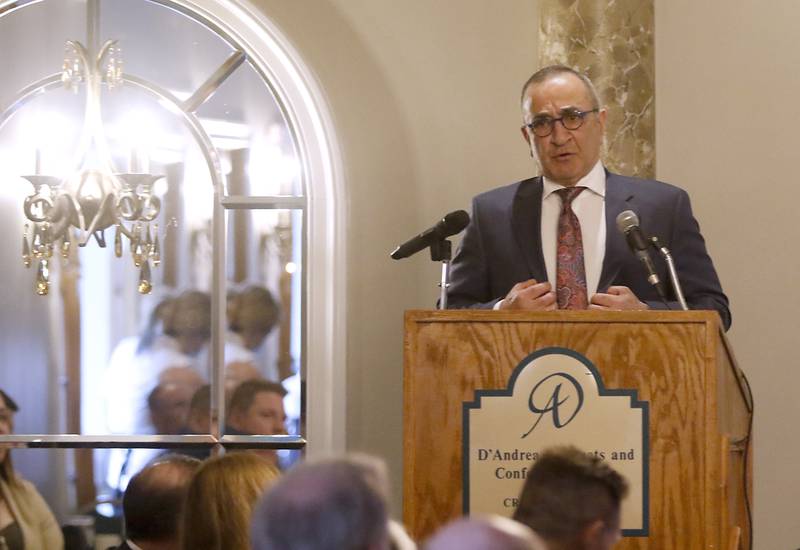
[251,456,389,550]
[107,291,212,433]
[111,455,200,550]
[184,385,211,436]
[169,385,212,461]
[181,452,280,550]
[227,380,287,467]
[110,367,204,493]
[148,368,205,435]
[224,361,263,402]
[513,446,629,550]
[424,516,546,550]
[105,292,211,492]
[225,286,283,381]
[348,454,416,550]
[0,389,64,549]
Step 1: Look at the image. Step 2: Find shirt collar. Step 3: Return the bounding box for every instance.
[542,160,606,199]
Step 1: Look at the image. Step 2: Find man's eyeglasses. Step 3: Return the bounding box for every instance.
[523,108,599,138]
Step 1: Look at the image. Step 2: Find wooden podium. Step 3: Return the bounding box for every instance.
[403,310,752,549]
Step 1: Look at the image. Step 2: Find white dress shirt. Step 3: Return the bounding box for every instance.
[541,160,606,297]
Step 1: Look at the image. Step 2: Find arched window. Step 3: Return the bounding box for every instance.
[0,0,344,517]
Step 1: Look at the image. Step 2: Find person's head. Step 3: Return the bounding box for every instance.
[185,384,211,434]
[228,286,280,351]
[138,297,176,353]
[123,455,200,549]
[424,516,547,550]
[520,65,606,187]
[182,452,280,550]
[0,389,18,481]
[228,379,287,436]
[512,446,629,550]
[148,367,205,434]
[225,360,264,401]
[163,290,211,356]
[251,457,390,550]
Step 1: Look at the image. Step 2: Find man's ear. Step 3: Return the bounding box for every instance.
[520,125,532,145]
[520,126,535,157]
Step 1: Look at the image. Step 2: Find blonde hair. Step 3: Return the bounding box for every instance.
[181,452,280,550]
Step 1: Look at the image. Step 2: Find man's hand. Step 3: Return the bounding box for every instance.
[499,280,557,311]
[589,286,649,310]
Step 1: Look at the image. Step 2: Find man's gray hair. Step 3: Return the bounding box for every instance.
[520,65,602,109]
[251,457,389,550]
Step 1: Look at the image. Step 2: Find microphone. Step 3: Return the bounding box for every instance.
[390,210,470,260]
[615,210,668,300]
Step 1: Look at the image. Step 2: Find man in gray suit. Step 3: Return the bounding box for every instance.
[447,65,730,329]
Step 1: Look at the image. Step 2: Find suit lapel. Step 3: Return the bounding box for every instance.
[511,177,548,282]
[598,172,635,291]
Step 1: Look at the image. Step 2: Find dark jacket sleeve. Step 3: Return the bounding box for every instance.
[654,188,731,330]
[446,196,501,309]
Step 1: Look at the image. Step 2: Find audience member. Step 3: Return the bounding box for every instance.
[251,456,390,550]
[513,446,629,550]
[424,516,546,550]
[0,388,64,549]
[224,361,263,401]
[105,291,211,491]
[148,367,205,435]
[184,385,211,435]
[113,455,200,550]
[226,286,282,380]
[348,453,416,550]
[181,452,280,550]
[227,379,287,466]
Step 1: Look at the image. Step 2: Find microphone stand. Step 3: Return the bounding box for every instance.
[429,239,452,309]
[650,236,688,311]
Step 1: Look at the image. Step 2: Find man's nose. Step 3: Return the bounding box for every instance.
[549,119,572,145]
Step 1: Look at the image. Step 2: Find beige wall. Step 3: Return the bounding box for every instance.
[656,1,799,547]
[250,0,537,513]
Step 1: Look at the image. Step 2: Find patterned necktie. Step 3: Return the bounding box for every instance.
[555,186,588,309]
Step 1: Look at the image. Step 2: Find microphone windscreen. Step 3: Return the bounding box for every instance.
[615,210,640,235]
[439,210,471,237]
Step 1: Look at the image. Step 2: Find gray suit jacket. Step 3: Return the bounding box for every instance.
[447,171,731,330]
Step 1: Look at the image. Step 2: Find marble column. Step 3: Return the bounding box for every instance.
[539,0,654,178]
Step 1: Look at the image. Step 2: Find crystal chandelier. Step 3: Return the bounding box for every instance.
[20,33,164,296]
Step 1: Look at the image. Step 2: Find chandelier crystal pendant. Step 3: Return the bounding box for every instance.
[20,36,165,296]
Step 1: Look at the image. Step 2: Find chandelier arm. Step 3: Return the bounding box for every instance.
[96,39,118,66]
[81,193,114,237]
[0,73,225,197]
[64,193,91,246]
[113,218,135,240]
[65,40,91,71]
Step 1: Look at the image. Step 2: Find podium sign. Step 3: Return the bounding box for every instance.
[463,347,649,535]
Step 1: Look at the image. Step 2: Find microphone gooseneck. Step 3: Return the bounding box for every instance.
[615,210,668,301]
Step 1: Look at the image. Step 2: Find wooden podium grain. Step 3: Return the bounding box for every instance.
[403,310,752,549]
